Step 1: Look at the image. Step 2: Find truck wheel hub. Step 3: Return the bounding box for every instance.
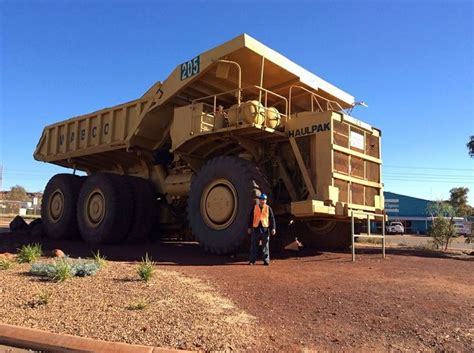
[201,179,238,230]
[85,190,106,227]
[49,189,64,223]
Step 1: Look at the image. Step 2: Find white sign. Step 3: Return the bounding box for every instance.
[343,115,373,131]
[350,131,364,150]
[385,198,400,213]
[33,197,38,206]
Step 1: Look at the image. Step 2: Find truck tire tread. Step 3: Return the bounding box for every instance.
[41,174,84,240]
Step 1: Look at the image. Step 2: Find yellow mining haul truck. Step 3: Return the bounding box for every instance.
[34,34,384,253]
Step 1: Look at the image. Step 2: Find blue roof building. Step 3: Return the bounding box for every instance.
[384,192,435,234]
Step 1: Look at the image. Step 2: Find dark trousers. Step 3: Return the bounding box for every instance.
[250,229,270,263]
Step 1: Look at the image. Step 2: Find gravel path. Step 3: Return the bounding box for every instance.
[0,260,260,351]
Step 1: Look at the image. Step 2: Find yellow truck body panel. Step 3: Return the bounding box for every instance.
[34,34,354,171]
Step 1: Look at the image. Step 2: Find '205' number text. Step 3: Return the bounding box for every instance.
[180,56,200,80]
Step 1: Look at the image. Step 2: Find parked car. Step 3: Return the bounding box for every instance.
[386,222,405,235]
[453,222,470,236]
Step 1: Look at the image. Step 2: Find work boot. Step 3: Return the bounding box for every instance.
[263,261,270,266]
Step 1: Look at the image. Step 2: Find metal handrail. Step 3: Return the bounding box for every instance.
[351,210,386,262]
[289,85,346,117]
[214,59,242,105]
[191,87,241,107]
[191,85,288,127]
[252,85,289,117]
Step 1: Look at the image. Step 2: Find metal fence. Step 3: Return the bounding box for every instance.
[0,199,42,218]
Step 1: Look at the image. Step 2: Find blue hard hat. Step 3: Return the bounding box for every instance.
[259,193,267,200]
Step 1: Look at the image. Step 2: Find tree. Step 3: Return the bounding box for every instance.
[427,201,456,251]
[448,187,470,217]
[427,201,455,218]
[467,135,474,158]
[6,185,30,202]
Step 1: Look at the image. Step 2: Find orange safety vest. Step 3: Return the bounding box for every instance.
[253,204,269,228]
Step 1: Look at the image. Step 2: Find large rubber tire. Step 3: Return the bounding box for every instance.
[299,220,352,250]
[77,173,133,244]
[241,159,272,202]
[188,156,271,254]
[125,176,157,242]
[41,174,84,240]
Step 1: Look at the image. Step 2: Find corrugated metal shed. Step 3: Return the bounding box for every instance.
[384,191,434,234]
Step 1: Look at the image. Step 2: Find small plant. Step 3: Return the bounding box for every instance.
[427,202,458,251]
[27,291,51,308]
[0,258,13,270]
[73,260,99,277]
[127,300,147,310]
[429,216,457,251]
[31,262,56,277]
[92,250,107,269]
[17,243,42,263]
[137,253,155,282]
[52,258,73,282]
[30,258,100,281]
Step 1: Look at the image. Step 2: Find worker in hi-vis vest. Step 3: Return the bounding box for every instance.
[247,193,276,265]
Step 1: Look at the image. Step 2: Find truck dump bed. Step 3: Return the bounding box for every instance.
[34,34,354,173]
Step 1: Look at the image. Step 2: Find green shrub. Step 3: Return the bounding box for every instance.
[17,243,42,263]
[137,253,155,282]
[92,250,107,269]
[27,291,51,308]
[73,260,99,277]
[52,259,73,282]
[0,258,13,270]
[30,262,56,278]
[429,216,457,251]
[30,258,100,282]
[127,300,147,310]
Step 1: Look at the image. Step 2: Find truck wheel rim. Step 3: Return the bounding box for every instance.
[85,189,106,228]
[200,179,238,230]
[48,189,64,223]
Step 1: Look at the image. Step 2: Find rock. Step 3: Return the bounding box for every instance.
[51,249,65,258]
[9,215,28,232]
[28,218,45,238]
[284,237,304,251]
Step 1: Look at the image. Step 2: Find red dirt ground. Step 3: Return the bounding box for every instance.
[1,231,473,352]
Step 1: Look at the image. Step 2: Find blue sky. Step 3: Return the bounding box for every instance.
[1,0,473,203]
